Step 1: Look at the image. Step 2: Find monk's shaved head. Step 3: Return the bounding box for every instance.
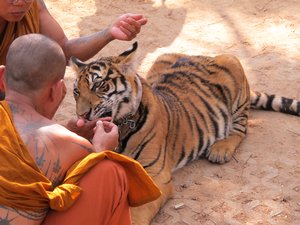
[5,34,66,93]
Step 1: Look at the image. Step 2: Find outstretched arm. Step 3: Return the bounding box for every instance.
[37,0,147,61]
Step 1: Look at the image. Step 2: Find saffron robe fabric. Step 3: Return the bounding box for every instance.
[0,1,40,66]
[0,100,161,211]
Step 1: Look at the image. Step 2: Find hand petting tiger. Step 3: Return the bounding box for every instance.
[70,42,300,225]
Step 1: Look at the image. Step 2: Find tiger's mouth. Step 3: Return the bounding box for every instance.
[100,111,112,118]
[78,108,92,121]
[81,109,112,121]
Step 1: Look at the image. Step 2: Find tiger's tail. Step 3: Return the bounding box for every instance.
[250,90,300,116]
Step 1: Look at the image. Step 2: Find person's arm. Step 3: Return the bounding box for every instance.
[37,0,147,61]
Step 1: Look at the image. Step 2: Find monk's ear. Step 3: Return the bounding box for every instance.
[0,66,6,92]
[49,79,66,104]
[42,79,66,119]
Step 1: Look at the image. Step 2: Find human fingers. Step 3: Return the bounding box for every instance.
[96,120,104,129]
[126,14,144,21]
[98,117,112,122]
[120,20,136,34]
[93,120,103,132]
[92,118,112,131]
[102,121,112,132]
[102,121,118,133]
[110,123,119,137]
[120,14,145,32]
[92,121,108,151]
[125,17,140,30]
[126,14,148,25]
[103,124,119,149]
[76,117,86,127]
[92,121,119,151]
[128,14,147,25]
[84,117,110,130]
[137,17,148,25]
[118,26,134,39]
[93,121,106,137]
[119,14,147,26]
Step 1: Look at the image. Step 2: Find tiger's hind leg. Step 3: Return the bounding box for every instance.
[206,54,251,164]
[207,97,250,164]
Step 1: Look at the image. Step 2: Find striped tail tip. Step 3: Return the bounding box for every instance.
[250,91,300,116]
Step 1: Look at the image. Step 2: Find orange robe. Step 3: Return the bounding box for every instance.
[0,1,40,97]
[0,100,161,211]
[0,1,40,66]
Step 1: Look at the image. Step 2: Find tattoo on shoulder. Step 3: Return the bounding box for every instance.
[9,103,25,116]
[14,208,47,221]
[71,141,94,154]
[26,133,65,186]
[0,205,47,223]
[0,209,16,225]
[9,103,43,130]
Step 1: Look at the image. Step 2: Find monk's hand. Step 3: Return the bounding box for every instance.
[109,13,147,41]
[92,121,119,152]
[66,117,112,140]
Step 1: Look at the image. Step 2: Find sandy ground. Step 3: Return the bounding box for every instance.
[47,0,300,224]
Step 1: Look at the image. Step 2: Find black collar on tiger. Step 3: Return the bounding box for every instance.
[113,74,147,154]
[114,102,149,154]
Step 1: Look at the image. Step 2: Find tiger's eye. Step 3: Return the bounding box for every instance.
[73,87,80,98]
[102,85,109,92]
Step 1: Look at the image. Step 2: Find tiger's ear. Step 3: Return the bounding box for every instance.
[116,42,138,75]
[70,56,86,76]
[119,42,138,59]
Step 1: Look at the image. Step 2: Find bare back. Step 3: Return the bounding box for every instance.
[0,101,93,225]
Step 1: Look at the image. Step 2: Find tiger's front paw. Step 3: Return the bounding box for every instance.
[207,140,236,164]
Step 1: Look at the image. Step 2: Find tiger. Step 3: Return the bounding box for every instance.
[70,42,300,225]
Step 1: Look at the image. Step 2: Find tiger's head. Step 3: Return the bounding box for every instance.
[70,42,142,123]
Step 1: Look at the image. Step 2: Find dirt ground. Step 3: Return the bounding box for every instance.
[47,0,300,224]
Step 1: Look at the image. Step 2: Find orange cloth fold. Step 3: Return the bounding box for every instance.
[0,1,40,66]
[0,101,161,212]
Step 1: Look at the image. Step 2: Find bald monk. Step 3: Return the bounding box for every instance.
[0,34,160,225]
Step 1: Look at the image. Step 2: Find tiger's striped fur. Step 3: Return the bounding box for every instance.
[71,42,300,225]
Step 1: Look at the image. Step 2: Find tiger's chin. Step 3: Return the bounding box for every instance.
[110,104,135,123]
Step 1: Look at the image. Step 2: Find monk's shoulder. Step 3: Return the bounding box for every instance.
[38,123,93,155]
[36,0,47,11]
[26,123,92,177]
